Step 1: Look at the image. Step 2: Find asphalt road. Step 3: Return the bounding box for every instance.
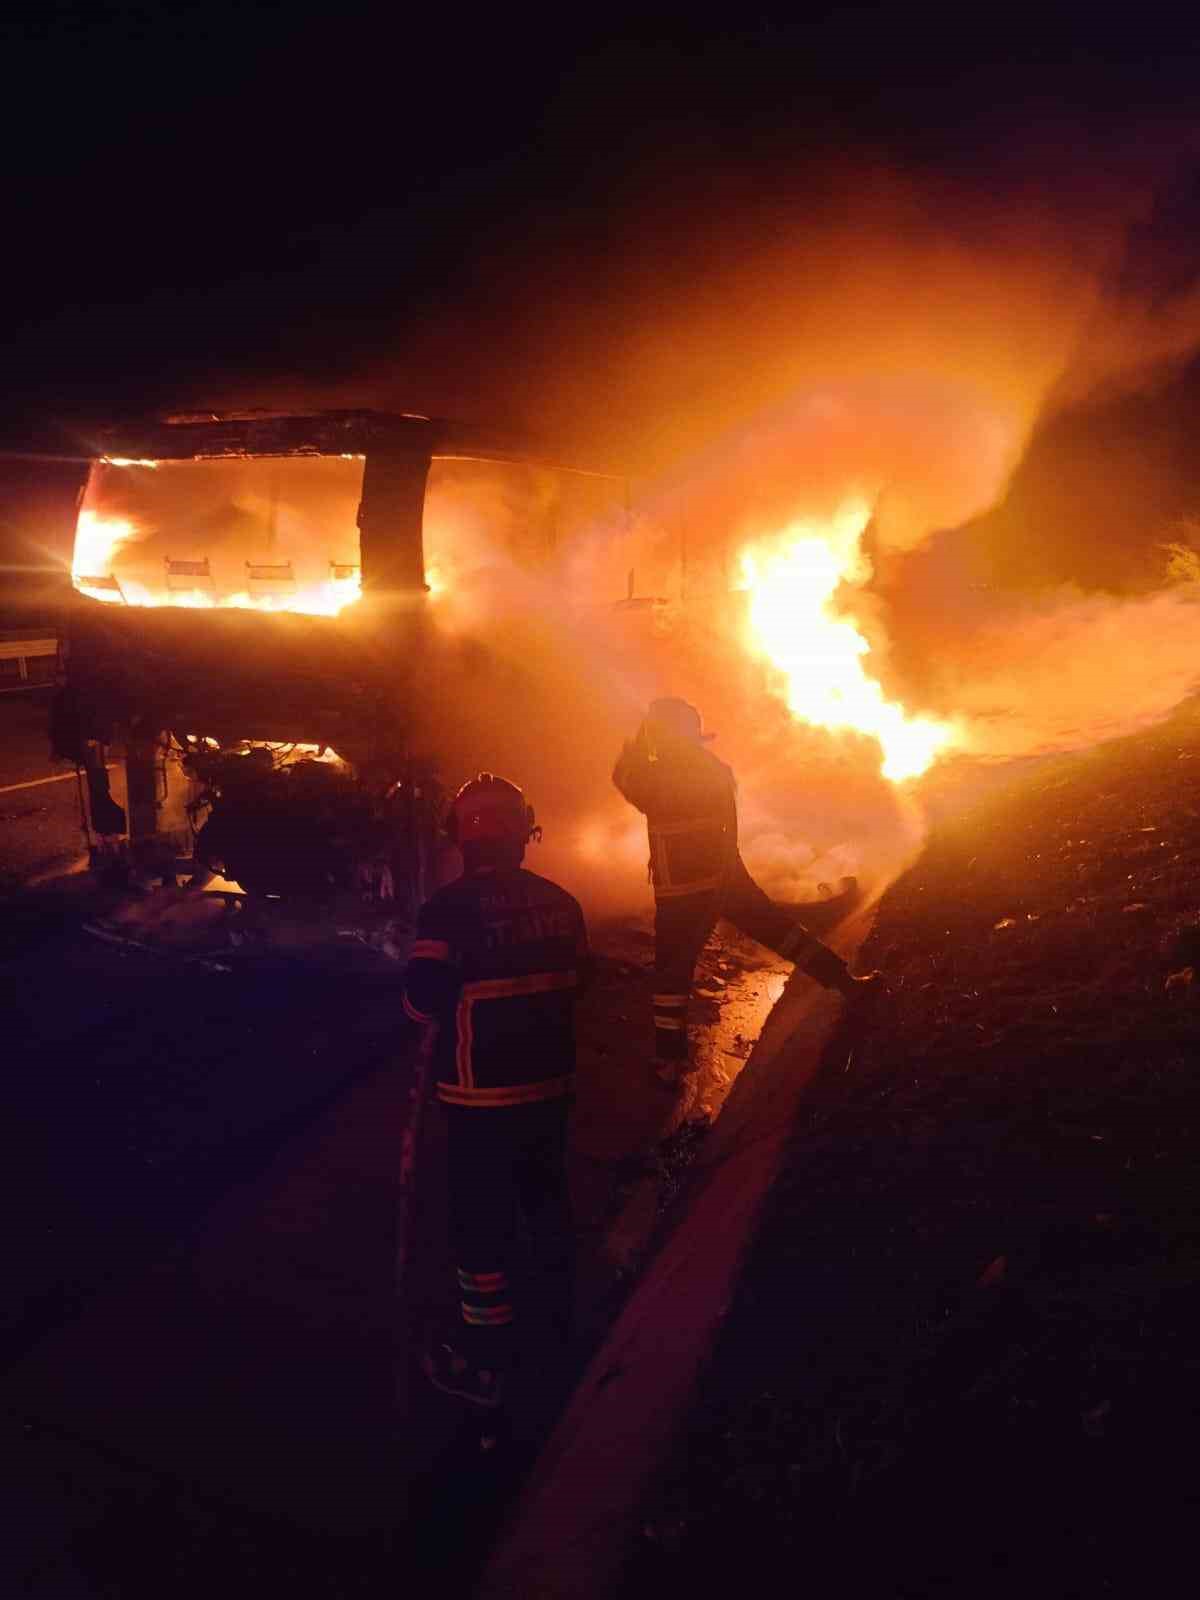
[0,690,90,885]
[0,690,459,1593]
[2,684,860,1596]
[0,690,611,1594]
[2,889,459,1594]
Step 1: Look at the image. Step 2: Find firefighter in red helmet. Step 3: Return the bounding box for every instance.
[613,698,877,1083]
[404,773,589,1409]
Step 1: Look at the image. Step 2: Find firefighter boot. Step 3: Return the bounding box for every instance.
[423,1338,506,1409]
[837,969,886,1031]
[654,1029,689,1091]
[653,995,690,1089]
[803,946,885,1006]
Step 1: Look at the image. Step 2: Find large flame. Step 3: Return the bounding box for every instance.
[71,510,361,617]
[738,500,955,782]
[72,510,135,592]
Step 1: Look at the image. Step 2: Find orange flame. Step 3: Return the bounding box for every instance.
[72,510,135,598]
[71,510,362,617]
[738,500,956,782]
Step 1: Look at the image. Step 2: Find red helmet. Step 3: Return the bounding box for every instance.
[445,773,540,847]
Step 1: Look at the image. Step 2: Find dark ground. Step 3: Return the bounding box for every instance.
[628,695,1200,1596]
[1,681,818,1597]
[0,904,820,1598]
[18,679,1199,1596]
[0,690,92,886]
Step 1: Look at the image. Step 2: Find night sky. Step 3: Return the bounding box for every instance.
[4,3,1200,573]
[3,8,1196,411]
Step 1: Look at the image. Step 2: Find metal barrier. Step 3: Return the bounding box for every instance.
[0,636,57,691]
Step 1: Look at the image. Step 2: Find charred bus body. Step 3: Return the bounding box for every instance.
[47,410,623,915]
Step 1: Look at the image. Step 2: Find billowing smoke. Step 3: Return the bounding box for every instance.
[413,459,928,922]
[214,137,1200,494]
[169,132,1200,912]
[411,503,650,919]
[919,584,1200,761]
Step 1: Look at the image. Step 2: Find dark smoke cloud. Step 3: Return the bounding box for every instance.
[218,130,1200,550]
[127,125,1200,906]
[411,464,926,919]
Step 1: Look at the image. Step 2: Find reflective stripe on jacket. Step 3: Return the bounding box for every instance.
[647,816,730,898]
[403,867,588,1108]
[613,727,738,900]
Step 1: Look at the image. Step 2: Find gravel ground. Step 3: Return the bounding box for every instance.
[627,693,1200,1598]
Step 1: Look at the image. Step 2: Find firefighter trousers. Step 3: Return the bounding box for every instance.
[652,853,843,1060]
[444,1098,574,1367]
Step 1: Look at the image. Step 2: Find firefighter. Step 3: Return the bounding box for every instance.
[404,773,588,1410]
[613,697,878,1083]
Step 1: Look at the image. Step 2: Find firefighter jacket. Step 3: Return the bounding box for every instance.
[403,867,589,1108]
[612,726,739,900]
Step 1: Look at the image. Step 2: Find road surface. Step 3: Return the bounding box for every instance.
[1,691,478,1590]
[2,685,865,1596]
[0,690,92,885]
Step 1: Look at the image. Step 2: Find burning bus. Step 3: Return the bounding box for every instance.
[49,410,624,917]
[35,404,958,941]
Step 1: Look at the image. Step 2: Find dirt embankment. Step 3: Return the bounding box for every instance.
[628,695,1200,1597]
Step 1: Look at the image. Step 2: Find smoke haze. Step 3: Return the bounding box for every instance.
[31,119,1200,923]
[197,131,1200,917]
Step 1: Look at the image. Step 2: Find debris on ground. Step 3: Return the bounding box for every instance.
[76,884,415,971]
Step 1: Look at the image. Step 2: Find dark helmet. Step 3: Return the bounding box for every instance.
[646,697,715,744]
[444,772,540,847]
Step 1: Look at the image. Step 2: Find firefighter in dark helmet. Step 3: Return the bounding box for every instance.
[613,698,877,1082]
[404,774,589,1409]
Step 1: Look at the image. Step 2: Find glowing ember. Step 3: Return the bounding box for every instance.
[288,742,346,765]
[182,737,345,766]
[738,499,955,781]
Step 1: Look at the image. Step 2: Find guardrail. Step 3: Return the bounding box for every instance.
[0,636,57,691]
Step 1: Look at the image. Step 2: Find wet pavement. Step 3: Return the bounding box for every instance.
[3,849,853,1595]
[0,693,99,886]
[480,903,871,1600]
[3,682,872,1593]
